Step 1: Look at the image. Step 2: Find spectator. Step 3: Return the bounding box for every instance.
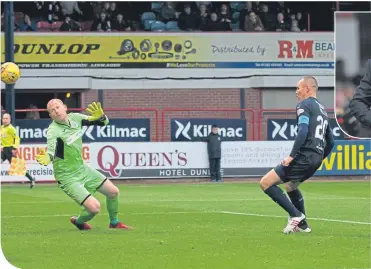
[102,2,110,13]
[275,1,290,18]
[218,4,231,22]
[178,4,198,31]
[196,1,211,10]
[197,4,209,30]
[259,4,275,30]
[202,12,231,31]
[290,19,300,32]
[275,12,289,31]
[111,13,131,31]
[239,2,254,30]
[60,1,83,21]
[78,2,95,20]
[253,1,261,12]
[25,104,40,120]
[108,2,119,20]
[244,11,264,31]
[160,2,177,23]
[296,12,307,31]
[44,2,64,23]
[18,13,37,32]
[217,4,231,30]
[91,11,111,32]
[91,2,103,18]
[289,13,296,24]
[60,16,81,31]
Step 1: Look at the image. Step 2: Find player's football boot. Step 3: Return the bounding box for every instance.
[70,216,92,230]
[287,217,312,233]
[109,222,133,230]
[294,221,312,233]
[282,214,306,234]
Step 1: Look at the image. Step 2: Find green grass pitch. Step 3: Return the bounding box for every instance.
[1,181,370,269]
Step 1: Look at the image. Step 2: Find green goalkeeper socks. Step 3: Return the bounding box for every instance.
[107,195,119,225]
[76,208,95,224]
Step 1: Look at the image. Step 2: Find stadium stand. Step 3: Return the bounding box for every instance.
[1,1,339,33]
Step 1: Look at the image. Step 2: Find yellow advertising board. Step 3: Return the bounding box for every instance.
[1,33,334,69]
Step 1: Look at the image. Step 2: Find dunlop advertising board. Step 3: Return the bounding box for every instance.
[1,32,334,69]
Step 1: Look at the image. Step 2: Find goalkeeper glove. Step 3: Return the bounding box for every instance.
[36,148,52,166]
[86,102,105,121]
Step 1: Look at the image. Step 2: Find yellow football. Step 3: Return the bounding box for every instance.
[1,62,20,84]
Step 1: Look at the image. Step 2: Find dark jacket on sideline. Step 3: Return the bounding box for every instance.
[204,132,221,159]
[349,59,371,128]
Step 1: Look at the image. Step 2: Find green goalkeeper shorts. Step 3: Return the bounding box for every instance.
[57,165,107,205]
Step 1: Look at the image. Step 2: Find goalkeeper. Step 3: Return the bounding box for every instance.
[36,99,132,230]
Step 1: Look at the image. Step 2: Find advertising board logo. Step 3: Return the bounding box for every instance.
[171,119,246,141]
[16,118,150,142]
[268,119,343,141]
[13,43,100,56]
[271,121,288,140]
[174,121,191,140]
[278,40,334,59]
[96,145,188,177]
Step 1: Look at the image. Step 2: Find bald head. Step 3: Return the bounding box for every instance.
[302,76,318,92]
[47,99,64,112]
[296,76,318,101]
[2,113,11,126]
[47,99,68,123]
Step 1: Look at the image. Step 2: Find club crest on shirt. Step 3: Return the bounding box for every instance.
[70,121,78,128]
[297,108,305,116]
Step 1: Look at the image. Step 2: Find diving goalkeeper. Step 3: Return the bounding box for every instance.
[36,99,132,230]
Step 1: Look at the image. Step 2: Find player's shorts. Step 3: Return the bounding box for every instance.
[274,152,323,183]
[56,165,107,205]
[1,147,13,163]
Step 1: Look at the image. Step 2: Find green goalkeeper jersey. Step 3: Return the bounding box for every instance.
[46,113,107,181]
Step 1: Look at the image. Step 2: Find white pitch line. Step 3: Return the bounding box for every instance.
[1,212,197,219]
[2,211,370,225]
[218,211,371,225]
[6,197,370,204]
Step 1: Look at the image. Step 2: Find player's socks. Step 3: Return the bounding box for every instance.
[106,196,119,224]
[287,189,308,226]
[25,172,33,182]
[264,185,302,217]
[76,208,95,224]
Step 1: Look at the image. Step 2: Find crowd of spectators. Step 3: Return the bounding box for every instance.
[1,1,309,32]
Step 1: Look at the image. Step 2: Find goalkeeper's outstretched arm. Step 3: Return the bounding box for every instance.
[81,102,109,126]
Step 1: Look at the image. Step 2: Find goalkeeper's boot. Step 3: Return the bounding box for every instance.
[70,216,92,230]
[30,178,36,189]
[109,222,133,230]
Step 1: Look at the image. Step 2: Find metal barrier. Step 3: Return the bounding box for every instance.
[161,108,255,141]
[13,107,160,141]
[6,108,350,141]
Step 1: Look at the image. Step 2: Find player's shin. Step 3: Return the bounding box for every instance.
[287,189,308,226]
[264,185,302,217]
[106,195,119,226]
[76,208,97,224]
